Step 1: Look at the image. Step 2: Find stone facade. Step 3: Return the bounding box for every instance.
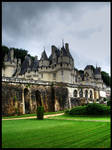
[2,42,109,116]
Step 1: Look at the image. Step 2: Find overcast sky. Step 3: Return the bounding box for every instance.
[2,2,110,74]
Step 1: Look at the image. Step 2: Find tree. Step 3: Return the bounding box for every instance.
[101,71,111,87]
[10,47,28,64]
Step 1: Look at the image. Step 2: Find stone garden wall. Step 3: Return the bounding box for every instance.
[2,82,69,116]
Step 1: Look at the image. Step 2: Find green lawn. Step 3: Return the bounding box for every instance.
[2,117,111,148]
[2,111,64,119]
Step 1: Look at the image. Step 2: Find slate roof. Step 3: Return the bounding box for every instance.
[20,55,32,75]
[32,57,39,71]
[61,46,73,60]
[40,50,48,60]
[94,68,100,74]
[84,65,94,70]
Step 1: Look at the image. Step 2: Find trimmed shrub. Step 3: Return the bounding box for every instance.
[37,106,44,120]
[69,106,87,115]
[86,103,110,115]
[65,103,110,116]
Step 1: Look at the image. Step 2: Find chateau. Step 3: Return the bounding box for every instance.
[2,43,109,116]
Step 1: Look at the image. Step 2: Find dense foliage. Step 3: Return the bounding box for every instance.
[107,100,111,106]
[68,106,87,115]
[65,103,110,115]
[2,45,35,65]
[101,71,111,87]
[37,106,44,120]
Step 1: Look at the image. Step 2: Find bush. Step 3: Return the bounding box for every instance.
[65,109,70,114]
[107,100,111,106]
[37,106,44,120]
[65,103,110,116]
[69,106,87,115]
[86,103,109,115]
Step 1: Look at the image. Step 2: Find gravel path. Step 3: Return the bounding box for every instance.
[2,113,110,122]
[2,113,64,121]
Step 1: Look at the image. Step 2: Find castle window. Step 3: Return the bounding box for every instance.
[74,90,77,97]
[79,89,83,98]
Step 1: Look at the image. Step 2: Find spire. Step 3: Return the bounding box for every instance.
[62,39,64,47]
[41,50,48,60]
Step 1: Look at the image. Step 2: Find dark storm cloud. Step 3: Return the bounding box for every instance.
[2,2,110,74]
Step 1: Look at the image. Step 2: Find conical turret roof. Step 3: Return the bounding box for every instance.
[40,50,48,60]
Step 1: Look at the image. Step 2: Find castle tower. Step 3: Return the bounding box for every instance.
[39,50,49,67]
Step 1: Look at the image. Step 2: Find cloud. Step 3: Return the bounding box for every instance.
[2,2,110,74]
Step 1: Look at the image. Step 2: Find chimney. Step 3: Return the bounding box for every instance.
[65,43,69,51]
[51,45,56,55]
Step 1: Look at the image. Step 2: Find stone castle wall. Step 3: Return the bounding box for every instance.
[2,77,102,116]
[2,81,69,116]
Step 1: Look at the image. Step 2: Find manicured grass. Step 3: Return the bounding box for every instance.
[48,114,111,121]
[2,111,64,119]
[2,118,110,148]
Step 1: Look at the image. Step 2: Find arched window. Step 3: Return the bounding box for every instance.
[85,90,88,98]
[74,90,77,97]
[90,90,93,99]
[79,89,83,98]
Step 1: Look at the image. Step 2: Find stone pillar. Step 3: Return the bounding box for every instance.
[92,89,94,100]
[77,90,79,98]
[83,89,85,98]
[22,89,25,114]
[29,89,32,113]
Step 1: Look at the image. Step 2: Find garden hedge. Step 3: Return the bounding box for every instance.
[65,103,110,115]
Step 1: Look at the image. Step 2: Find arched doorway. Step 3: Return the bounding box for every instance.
[74,90,78,98]
[85,90,88,99]
[90,90,93,99]
[24,88,30,114]
[35,90,42,107]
